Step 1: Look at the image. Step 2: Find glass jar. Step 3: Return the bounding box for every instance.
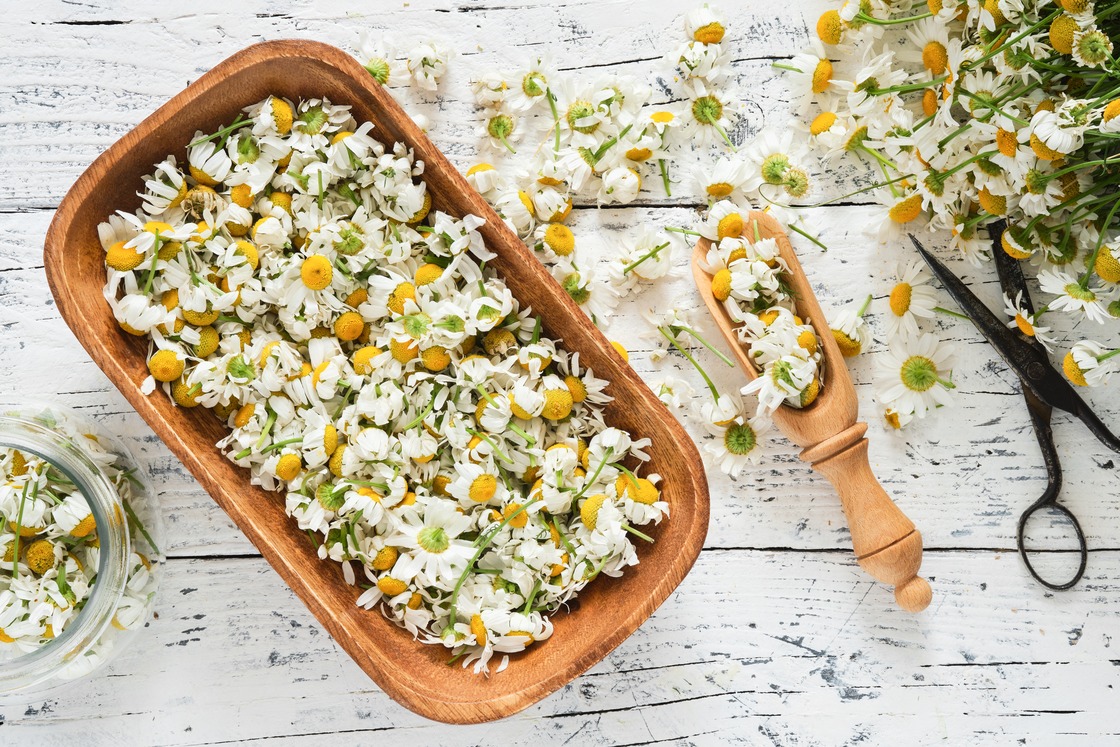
[0,404,163,701]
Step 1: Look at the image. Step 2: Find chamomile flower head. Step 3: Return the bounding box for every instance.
[878,332,956,420]
[1003,291,1056,351]
[1038,268,1109,323]
[702,415,770,477]
[885,260,939,340]
[685,5,727,45]
[1066,340,1119,387]
[406,39,451,92]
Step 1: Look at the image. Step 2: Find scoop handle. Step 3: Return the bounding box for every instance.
[801,423,932,612]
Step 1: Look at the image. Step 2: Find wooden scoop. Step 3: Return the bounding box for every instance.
[692,211,931,613]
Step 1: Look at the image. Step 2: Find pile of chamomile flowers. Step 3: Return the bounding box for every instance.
[0,414,157,673]
[99,94,667,672]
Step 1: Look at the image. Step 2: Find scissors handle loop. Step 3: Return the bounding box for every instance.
[1016,498,1088,591]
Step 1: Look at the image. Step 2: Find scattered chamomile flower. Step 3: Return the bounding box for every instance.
[885,260,939,340]
[877,332,956,423]
[1003,291,1056,351]
[1064,340,1120,387]
[406,39,451,92]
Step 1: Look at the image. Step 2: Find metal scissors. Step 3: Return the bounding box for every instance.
[910,225,1120,590]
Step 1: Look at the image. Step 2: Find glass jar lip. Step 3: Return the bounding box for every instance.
[0,413,130,691]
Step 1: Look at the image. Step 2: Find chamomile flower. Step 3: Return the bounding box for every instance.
[702,415,769,476]
[1065,340,1119,387]
[1003,291,1056,351]
[878,332,956,420]
[406,40,450,91]
[829,295,872,357]
[885,260,939,340]
[1038,269,1109,323]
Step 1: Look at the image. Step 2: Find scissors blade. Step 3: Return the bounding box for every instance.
[910,235,1051,372]
[913,235,1120,454]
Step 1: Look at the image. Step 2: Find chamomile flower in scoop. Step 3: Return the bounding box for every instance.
[386,499,475,586]
[829,295,872,358]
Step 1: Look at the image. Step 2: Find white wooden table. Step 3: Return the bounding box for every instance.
[2,1,1119,744]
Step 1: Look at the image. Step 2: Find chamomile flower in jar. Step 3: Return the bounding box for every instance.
[0,405,162,701]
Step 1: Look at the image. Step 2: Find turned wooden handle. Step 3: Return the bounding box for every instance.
[801,423,932,612]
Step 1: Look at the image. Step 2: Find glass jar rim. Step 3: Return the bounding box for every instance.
[0,413,130,692]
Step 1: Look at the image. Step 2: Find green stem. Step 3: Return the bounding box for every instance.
[122,499,161,556]
[671,325,735,367]
[11,481,31,578]
[622,524,655,543]
[658,159,672,197]
[867,75,946,96]
[187,116,249,148]
[857,294,873,317]
[546,89,561,154]
[659,326,719,401]
[447,497,540,626]
[933,306,970,320]
[855,9,932,25]
[664,226,701,236]
[623,242,670,275]
[787,223,828,252]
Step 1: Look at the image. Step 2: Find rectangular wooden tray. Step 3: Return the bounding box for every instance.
[42,40,709,723]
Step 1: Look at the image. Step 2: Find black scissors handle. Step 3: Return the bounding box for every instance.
[1016,386,1088,591]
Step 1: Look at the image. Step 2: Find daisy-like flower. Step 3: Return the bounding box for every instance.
[506,56,552,113]
[830,295,872,357]
[682,83,735,148]
[1063,340,1119,387]
[356,34,396,85]
[1072,26,1113,68]
[1038,269,1109,324]
[702,415,769,477]
[885,260,939,340]
[1003,291,1056,351]
[877,332,956,420]
[693,156,751,203]
[776,40,847,113]
[406,40,450,91]
[385,499,476,585]
[743,128,813,201]
[653,376,695,408]
[684,4,726,44]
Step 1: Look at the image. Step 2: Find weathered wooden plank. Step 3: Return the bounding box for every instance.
[0,551,1116,745]
[0,0,863,210]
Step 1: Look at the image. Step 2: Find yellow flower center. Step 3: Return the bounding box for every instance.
[922,41,949,76]
[811,59,833,94]
[421,346,451,372]
[817,10,843,44]
[995,128,1018,158]
[469,474,498,502]
[1104,99,1120,123]
[564,374,588,403]
[1029,133,1062,161]
[105,241,145,271]
[977,187,1007,216]
[1050,14,1078,55]
[467,162,494,176]
[1095,247,1120,283]
[470,614,488,646]
[797,329,819,354]
[148,349,184,382]
[922,88,939,117]
[888,194,923,224]
[1063,352,1087,386]
[415,263,444,286]
[611,341,629,361]
[352,345,383,374]
[270,97,294,135]
[650,111,675,124]
[373,546,399,571]
[694,21,726,44]
[377,577,408,597]
[706,182,734,198]
[323,424,338,455]
[580,494,608,530]
[810,111,837,136]
[230,183,254,209]
[542,389,574,421]
[503,502,529,528]
[625,147,653,162]
[832,329,862,357]
[1014,313,1036,337]
[70,514,97,539]
[300,255,333,290]
[275,453,302,481]
[711,268,733,301]
[543,223,576,256]
[889,282,913,316]
[717,213,744,240]
[407,191,432,225]
[884,409,902,429]
[388,282,417,315]
[333,311,365,342]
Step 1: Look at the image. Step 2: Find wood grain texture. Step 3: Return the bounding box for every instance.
[2,0,1119,742]
[692,213,930,612]
[42,40,709,724]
